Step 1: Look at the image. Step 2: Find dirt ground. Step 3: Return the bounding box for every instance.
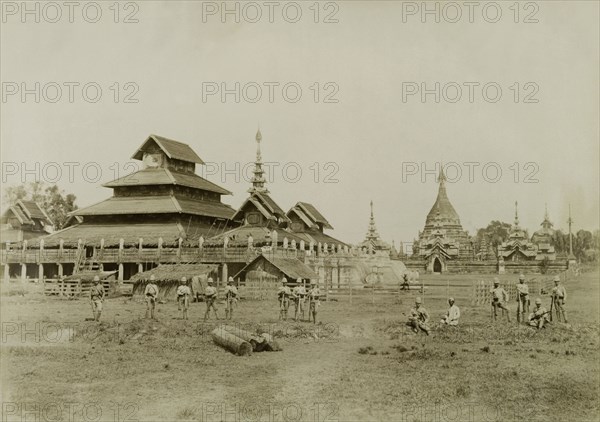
[1,269,598,422]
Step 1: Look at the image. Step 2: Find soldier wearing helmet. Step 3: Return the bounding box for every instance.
[89,275,105,322]
[177,276,191,320]
[224,277,238,320]
[528,298,550,329]
[277,277,292,321]
[407,297,430,335]
[204,277,219,321]
[551,275,568,323]
[490,278,511,322]
[516,274,530,323]
[307,280,321,324]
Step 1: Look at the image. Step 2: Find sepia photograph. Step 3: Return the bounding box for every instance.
[1,1,599,421]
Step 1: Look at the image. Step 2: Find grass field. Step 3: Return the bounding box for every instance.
[1,269,598,422]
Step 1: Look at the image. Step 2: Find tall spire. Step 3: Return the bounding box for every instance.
[514,201,520,228]
[365,200,380,241]
[248,129,269,194]
[568,203,574,258]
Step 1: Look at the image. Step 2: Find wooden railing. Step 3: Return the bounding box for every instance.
[1,245,318,265]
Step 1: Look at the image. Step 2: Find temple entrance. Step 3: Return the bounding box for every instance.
[433,257,442,273]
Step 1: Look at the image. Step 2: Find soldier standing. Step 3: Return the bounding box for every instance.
[224,277,238,320]
[551,275,568,323]
[177,277,191,320]
[528,298,550,329]
[291,278,307,321]
[516,274,530,323]
[407,297,430,335]
[491,279,511,322]
[90,276,105,322]
[307,280,321,324]
[277,278,291,321]
[204,278,219,321]
[144,274,159,319]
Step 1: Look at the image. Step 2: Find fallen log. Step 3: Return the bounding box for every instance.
[219,325,282,352]
[211,328,252,356]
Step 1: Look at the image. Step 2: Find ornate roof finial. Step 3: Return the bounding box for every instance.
[514,201,520,228]
[248,128,269,194]
[365,201,380,241]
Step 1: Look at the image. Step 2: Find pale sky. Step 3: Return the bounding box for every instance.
[1,1,598,247]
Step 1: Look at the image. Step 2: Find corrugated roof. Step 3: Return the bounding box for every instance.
[72,196,235,219]
[103,168,231,195]
[131,134,205,164]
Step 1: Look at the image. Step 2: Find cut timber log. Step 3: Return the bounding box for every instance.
[219,325,282,352]
[211,328,252,356]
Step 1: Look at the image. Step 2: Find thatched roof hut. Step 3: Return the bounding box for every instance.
[130,264,219,300]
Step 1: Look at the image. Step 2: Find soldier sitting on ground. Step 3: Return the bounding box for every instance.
[407,297,430,335]
[440,297,460,326]
[528,298,550,329]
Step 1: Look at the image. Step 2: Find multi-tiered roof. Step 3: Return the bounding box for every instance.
[34,135,236,247]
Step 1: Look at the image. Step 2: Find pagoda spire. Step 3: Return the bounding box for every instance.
[248,129,269,194]
[513,201,520,228]
[568,203,575,259]
[365,200,381,241]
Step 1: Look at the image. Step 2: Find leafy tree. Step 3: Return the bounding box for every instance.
[2,182,78,230]
[475,221,512,257]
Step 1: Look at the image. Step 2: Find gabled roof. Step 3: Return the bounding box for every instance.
[231,192,289,222]
[19,200,51,221]
[234,255,318,280]
[294,202,333,229]
[3,201,52,226]
[103,168,231,195]
[71,195,235,220]
[131,134,205,164]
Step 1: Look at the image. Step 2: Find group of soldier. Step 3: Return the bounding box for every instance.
[172,276,239,321]
[405,273,569,335]
[276,277,322,323]
[492,274,568,328]
[90,272,569,331]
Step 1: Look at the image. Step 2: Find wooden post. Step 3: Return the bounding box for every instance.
[118,263,124,281]
[21,263,27,281]
[3,264,9,283]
